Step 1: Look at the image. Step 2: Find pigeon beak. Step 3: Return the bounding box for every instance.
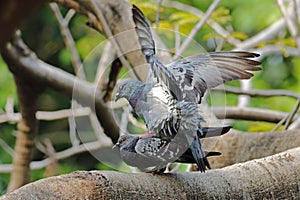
[112,142,120,150]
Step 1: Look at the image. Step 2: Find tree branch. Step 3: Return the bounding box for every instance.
[206,129,300,168]
[173,0,221,59]
[2,32,119,143]
[2,147,299,199]
[53,0,148,81]
[213,85,300,99]
[212,106,296,123]
[3,32,44,192]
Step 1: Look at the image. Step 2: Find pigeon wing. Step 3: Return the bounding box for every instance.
[132,5,183,100]
[167,51,261,103]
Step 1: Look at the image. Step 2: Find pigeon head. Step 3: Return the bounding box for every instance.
[112,134,139,150]
[115,79,143,101]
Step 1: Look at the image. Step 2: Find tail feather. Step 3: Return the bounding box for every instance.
[198,126,231,138]
[190,135,208,172]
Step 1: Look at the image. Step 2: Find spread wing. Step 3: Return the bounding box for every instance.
[132,5,261,103]
[167,51,261,103]
[132,5,183,100]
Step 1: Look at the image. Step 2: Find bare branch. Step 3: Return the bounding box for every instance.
[0,140,112,173]
[256,44,300,58]
[277,0,300,50]
[236,18,286,50]
[155,0,163,29]
[2,147,300,199]
[89,0,139,80]
[213,85,300,99]
[237,79,251,107]
[174,0,221,59]
[95,41,114,90]
[284,98,300,130]
[53,0,149,81]
[163,0,241,47]
[2,33,120,143]
[0,138,14,156]
[212,106,296,123]
[50,3,84,78]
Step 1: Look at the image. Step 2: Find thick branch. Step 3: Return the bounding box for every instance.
[206,129,300,168]
[53,0,148,81]
[2,147,300,199]
[2,33,119,143]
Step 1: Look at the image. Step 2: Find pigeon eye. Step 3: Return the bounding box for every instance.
[122,137,127,142]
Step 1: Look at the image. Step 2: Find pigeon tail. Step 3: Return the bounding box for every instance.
[189,135,208,172]
[199,126,232,138]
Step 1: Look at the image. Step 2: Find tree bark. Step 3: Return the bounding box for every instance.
[54,0,149,81]
[206,129,300,168]
[2,32,120,144]
[2,147,299,199]
[3,33,44,192]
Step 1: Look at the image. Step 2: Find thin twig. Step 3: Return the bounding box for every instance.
[272,114,289,131]
[277,0,300,51]
[0,138,14,156]
[119,106,130,134]
[95,41,115,90]
[174,25,180,55]
[237,79,252,108]
[163,0,241,47]
[236,18,286,50]
[213,85,300,99]
[0,107,91,124]
[256,44,300,58]
[128,113,147,131]
[284,98,300,130]
[68,114,80,147]
[89,0,139,80]
[174,0,221,59]
[0,140,112,173]
[50,3,85,78]
[155,0,163,29]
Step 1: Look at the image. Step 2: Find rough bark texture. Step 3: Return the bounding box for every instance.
[206,129,300,168]
[2,147,300,199]
[55,0,148,81]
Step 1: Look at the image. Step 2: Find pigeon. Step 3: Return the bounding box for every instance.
[114,5,261,172]
[113,126,230,172]
[116,84,228,172]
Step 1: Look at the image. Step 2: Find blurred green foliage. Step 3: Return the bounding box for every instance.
[0,0,299,193]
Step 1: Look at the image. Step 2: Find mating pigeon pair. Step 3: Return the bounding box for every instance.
[113,5,261,173]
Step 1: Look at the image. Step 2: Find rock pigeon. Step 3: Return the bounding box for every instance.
[113,126,230,172]
[116,84,227,172]
[114,5,261,172]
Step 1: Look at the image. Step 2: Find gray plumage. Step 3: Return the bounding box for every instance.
[114,5,261,172]
[113,132,225,172]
